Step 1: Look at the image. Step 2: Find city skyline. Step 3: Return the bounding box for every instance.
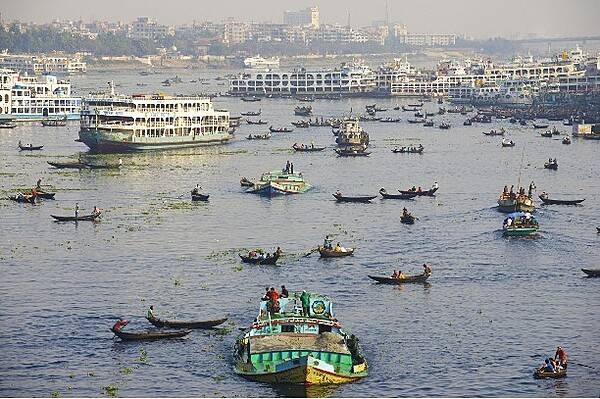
[2,0,600,39]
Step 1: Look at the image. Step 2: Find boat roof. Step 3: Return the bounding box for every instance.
[505,211,534,218]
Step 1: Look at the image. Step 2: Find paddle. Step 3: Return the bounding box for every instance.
[303,248,319,258]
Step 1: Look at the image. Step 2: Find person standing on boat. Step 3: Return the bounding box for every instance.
[285,160,290,173]
[290,163,294,174]
[423,264,432,276]
[36,178,42,190]
[555,346,567,369]
[432,181,439,190]
[75,203,79,218]
[147,305,155,320]
[300,290,310,317]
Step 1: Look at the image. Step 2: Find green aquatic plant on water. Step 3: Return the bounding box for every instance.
[137,348,147,363]
[50,391,60,397]
[119,367,133,375]
[102,384,119,397]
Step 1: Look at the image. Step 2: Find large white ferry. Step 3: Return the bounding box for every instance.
[0,68,81,121]
[387,49,587,97]
[79,83,231,152]
[243,55,280,69]
[229,62,376,97]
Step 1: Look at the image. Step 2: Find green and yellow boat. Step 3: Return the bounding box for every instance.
[233,291,368,385]
[502,212,539,236]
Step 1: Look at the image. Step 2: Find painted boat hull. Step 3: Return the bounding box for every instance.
[79,129,232,152]
[333,193,376,203]
[235,355,366,385]
[246,182,311,196]
[503,227,538,236]
[111,327,191,341]
[318,247,354,258]
[147,316,227,329]
[368,274,430,284]
[539,196,584,205]
[581,268,600,277]
[533,368,566,379]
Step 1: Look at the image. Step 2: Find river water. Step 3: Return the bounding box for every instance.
[0,69,599,397]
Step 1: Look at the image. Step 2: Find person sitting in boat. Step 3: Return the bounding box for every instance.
[18,140,22,147]
[411,186,417,192]
[334,242,343,252]
[192,184,201,195]
[391,270,398,278]
[541,358,555,373]
[397,270,405,280]
[555,346,568,369]
[402,208,410,218]
[503,185,508,194]
[275,247,282,257]
[503,217,513,229]
[147,305,155,320]
[423,264,432,276]
[417,186,422,192]
[280,285,289,298]
[92,206,101,217]
[112,318,129,332]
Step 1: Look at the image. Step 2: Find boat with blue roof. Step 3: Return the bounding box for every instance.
[233,291,368,385]
[502,212,539,236]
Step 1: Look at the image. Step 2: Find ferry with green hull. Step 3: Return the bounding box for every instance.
[233,291,368,385]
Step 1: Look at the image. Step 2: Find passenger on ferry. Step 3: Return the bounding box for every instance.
[280,285,289,298]
[555,346,568,369]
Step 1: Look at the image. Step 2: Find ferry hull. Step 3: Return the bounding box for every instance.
[246,182,311,196]
[503,227,538,236]
[236,355,366,385]
[79,129,232,152]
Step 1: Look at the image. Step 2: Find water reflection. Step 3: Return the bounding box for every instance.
[552,379,569,397]
[270,383,340,398]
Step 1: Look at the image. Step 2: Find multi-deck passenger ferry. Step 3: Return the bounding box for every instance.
[229,62,376,97]
[0,68,81,121]
[78,83,231,152]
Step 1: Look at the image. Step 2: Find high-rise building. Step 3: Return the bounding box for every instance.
[283,6,319,28]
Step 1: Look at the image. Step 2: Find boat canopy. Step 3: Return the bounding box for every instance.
[505,211,533,219]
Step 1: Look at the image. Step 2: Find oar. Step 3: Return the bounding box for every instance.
[303,248,319,257]
[570,361,596,370]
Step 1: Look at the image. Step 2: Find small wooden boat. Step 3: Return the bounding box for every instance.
[399,187,438,196]
[111,327,191,341]
[539,194,584,205]
[438,122,451,130]
[562,136,571,145]
[291,121,309,128]
[51,213,101,222]
[463,119,472,126]
[294,106,312,116]
[541,130,553,138]
[292,144,326,152]
[191,193,210,201]
[368,274,430,284]
[41,118,67,127]
[544,160,558,170]
[240,177,254,187]
[147,316,228,329]
[333,193,377,203]
[379,117,402,123]
[335,149,370,157]
[47,161,88,169]
[391,146,423,154]
[0,121,17,129]
[9,194,36,204]
[30,191,55,199]
[318,246,354,258]
[533,122,549,129]
[379,188,417,200]
[246,133,271,140]
[241,96,261,102]
[533,368,567,379]
[246,119,268,125]
[407,118,426,124]
[483,129,505,136]
[240,109,261,116]
[269,126,294,133]
[501,139,515,147]
[239,254,279,265]
[19,144,44,151]
[85,163,121,169]
[423,120,434,127]
[582,268,600,277]
[400,214,416,224]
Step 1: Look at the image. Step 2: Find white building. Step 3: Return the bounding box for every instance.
[283,6,319,28]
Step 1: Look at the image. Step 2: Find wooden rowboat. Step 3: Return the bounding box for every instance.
[147,316,228,329]
[379,188,417,200]
[51,213,101,222]
[333,193,377,203]
[539,195,584,205]
[27,191,55,199]
[47,161,88,169]
[401,214,416,224]
[582,268,600,277]
[368,274,430,284]
[19,144,44,151]
[191,193,210,201]
[399,187,438,197]
[318,246,354,258]
[111,327,191,341]
[533,368,567,379]
[293,144,326,152]
[9,194,36,204]
[239,254,279,265]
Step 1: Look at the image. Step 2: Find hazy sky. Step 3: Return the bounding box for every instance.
[2,0,600,39]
